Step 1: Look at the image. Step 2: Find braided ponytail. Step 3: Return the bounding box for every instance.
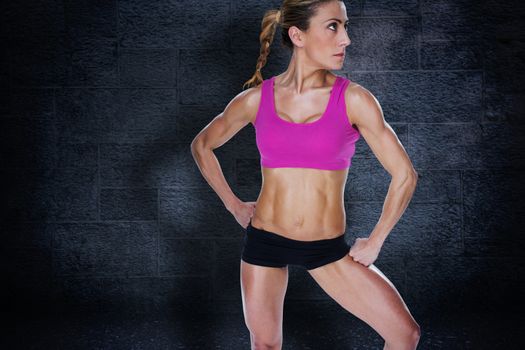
[242,9,281,90]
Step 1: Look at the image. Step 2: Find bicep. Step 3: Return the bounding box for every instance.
[347,85,417,178]
[191,89,256,151]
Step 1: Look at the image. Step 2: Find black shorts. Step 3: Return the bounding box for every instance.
[241,220,350,271]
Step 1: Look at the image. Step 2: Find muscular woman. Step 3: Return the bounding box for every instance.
[190,1,421,349]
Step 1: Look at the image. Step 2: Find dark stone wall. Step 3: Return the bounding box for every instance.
[2,0,524,348]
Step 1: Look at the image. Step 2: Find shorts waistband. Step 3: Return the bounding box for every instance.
[246,222,346,247]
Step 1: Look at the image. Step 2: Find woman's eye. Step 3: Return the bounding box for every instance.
[329,23,349,31]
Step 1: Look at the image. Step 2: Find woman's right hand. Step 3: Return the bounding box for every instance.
[229,200,257,229]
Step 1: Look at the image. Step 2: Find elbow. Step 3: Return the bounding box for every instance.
[408,169,418,187]
[190,139,203,158]
[395,169,418,188]
[190,137,203,153]
[190,138,212,159]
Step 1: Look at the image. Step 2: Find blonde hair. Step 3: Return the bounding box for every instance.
[242,0,342,90]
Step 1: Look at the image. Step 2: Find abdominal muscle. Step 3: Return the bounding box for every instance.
[250,166,349,241]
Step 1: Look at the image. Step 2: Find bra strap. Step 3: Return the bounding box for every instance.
[254,77,274,126]
[263,78,275,109]
[333,76,348,106]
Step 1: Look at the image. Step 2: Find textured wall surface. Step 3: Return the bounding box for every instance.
[2,0,524,348]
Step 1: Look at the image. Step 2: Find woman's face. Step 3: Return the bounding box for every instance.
[293,1,351,70]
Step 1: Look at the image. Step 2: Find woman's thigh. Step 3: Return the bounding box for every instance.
[240,260,289,338]
[307,255,419,342]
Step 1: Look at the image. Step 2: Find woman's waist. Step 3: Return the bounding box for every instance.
[251,199,346,240]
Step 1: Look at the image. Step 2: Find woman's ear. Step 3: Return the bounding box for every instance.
[288,26,305,48]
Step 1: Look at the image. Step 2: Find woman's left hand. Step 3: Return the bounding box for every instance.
[348,237,382,267]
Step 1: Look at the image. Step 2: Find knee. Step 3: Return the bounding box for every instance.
[409,322,421,345]
[386,322,421,350]
[401,322,421,349]
[250,333,282,350]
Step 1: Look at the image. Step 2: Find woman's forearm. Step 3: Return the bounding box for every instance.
[190,146,241,213]
[368,172,418,248]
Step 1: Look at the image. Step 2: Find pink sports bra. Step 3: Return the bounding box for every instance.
[252,75,360,170]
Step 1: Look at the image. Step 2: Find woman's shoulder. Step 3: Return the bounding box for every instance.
[341,77,383,128]
[340,76,370,101]
[242,80,264,108]
[232,79,268,125]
